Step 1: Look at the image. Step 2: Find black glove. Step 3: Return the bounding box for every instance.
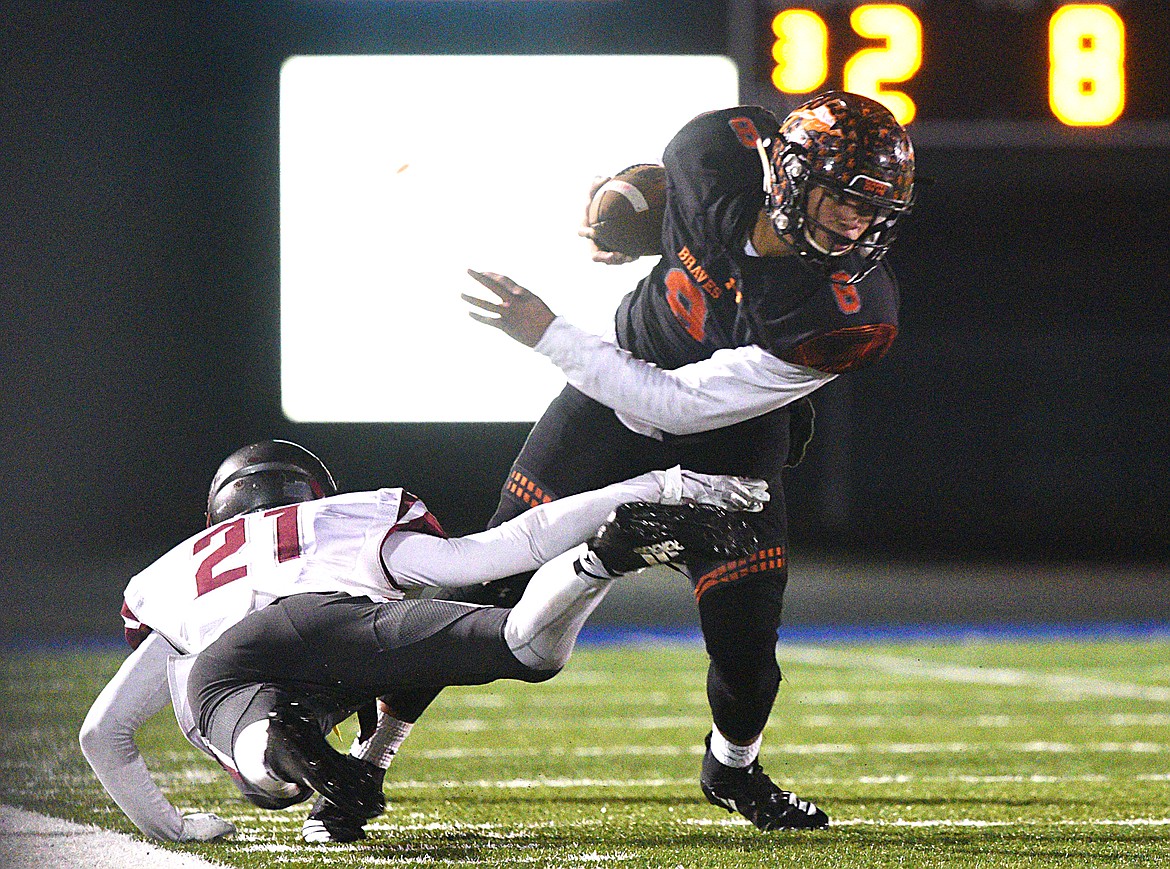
[784,397,815,468]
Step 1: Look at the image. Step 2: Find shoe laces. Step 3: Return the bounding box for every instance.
[733,759,812,811]
[740,759,783,800]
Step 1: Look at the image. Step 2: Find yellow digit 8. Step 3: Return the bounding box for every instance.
[1049,4,1125,126]
[843,4,921,125]
[771,10,828,93]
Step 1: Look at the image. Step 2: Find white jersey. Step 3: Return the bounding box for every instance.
[122,489,442,655]
[82,467,767,843]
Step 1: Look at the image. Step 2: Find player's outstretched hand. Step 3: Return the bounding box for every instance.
[659,466,769,512]
[178,812,236,841]
[579,175,640,266]
[463,270,556,348]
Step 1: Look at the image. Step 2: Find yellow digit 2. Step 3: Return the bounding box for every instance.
[1049,4,1125,126]
[843,4,922,125]
[771,10,828,93]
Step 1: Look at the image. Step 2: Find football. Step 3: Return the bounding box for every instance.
[586,163,666,258]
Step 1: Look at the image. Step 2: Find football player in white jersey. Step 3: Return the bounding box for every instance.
[79,439,767,842]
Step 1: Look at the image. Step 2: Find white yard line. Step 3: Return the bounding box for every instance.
[427,710,1169,730]
[427,715,712,732]
[14,646,1159,865]
[410,741,1167,760]
[781,645,1170,701]
[378,771,1138,790]
[0,805,223,869]
[836,817,1170,829]
[684,816,1170,829]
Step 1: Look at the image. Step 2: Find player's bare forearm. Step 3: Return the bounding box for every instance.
[462,269,556,347]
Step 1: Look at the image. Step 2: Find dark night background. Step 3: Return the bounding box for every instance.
[3,2,1168,643]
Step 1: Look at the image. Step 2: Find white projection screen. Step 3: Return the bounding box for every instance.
[280,55,739,422]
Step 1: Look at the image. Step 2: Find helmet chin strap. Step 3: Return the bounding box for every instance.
[755,137,773,196]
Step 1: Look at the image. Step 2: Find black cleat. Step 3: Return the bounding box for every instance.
[266,700,386,821]
[588,502,760,575]
[700,734,829,831]
[301,793,378,843]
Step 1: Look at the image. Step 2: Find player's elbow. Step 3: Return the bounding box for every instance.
[655,410,724,438]
[78,710,104,764]
[78,703,123,768]
[638,395,737,437]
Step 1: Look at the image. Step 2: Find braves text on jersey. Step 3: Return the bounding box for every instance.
[615,106,899,376]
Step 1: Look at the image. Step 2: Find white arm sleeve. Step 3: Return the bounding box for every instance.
[78,632,184,841]
[533,317,836,437]
[384,471,666,588]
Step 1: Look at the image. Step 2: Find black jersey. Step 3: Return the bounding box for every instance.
[615,106,900,375]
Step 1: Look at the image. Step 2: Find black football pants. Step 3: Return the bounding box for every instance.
[188,592,553,767]
[389,385,793,744]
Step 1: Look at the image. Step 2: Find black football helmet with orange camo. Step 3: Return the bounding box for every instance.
[762,91,915,282]
[206,439,337,526]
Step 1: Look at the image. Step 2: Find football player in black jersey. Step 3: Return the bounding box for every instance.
[353,92,917,839]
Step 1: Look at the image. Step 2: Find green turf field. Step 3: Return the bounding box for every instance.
[2,635,1168,868]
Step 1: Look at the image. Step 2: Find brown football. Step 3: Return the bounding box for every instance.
[586,163,666,258]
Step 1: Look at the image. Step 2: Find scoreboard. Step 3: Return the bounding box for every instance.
[728,1,1170,143]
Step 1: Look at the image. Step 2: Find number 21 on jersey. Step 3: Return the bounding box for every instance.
[191,505,304,596]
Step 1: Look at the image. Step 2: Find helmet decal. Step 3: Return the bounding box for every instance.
[728,116,762,149]
[850,175,893,197]
[788,103,846,141]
